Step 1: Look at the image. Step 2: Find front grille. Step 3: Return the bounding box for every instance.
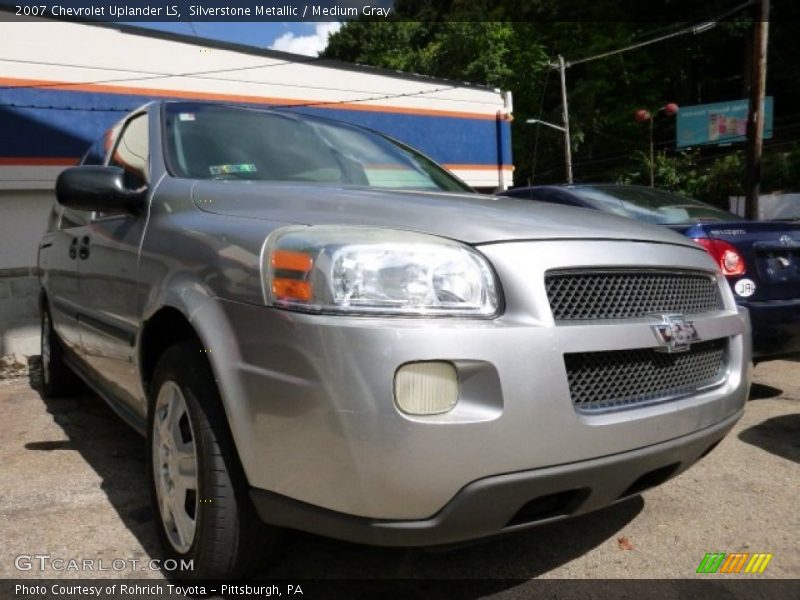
[565,339,728,412]
[546,269,722,321]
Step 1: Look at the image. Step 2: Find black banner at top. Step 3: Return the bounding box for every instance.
[0,0,774,23]
[1,0,394,22]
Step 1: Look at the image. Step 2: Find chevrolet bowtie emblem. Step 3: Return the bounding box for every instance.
[651,314,700,353]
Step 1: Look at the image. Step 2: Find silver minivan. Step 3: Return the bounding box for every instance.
[38,101,751,578]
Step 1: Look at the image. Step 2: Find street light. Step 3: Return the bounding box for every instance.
[525,118,571,184]
[525,118,566,132]
[635,103,679,187]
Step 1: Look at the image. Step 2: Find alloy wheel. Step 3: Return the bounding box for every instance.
[152,380,199,553]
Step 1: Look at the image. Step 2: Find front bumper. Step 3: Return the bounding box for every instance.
[739,297,800,358]
[250,409,740,546]
[198,240,750,522]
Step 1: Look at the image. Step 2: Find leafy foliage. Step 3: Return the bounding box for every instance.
[322,0,800,200]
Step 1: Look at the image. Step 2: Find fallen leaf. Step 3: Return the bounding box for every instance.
[617,536,634,550]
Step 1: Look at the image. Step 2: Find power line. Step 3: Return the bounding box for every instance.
[0,55,329,93]
[0,56,498,106]
[0,83,460,114]
[563,1,755,68]
[262,85,459,111]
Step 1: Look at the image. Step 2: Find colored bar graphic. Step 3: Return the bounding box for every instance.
[733,553,750,573]
[745,553,773,574]
[719,553,749,573]
[697,553,726,573]
[697,552,773,574]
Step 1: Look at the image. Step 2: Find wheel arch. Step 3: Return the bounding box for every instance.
[139,306,203,396]
[137,289,252,484]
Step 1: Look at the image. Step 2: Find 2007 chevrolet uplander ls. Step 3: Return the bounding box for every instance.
[39,101,751,577]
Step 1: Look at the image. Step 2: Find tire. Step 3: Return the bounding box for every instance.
[40,302,82,398]
[147,341,279,578]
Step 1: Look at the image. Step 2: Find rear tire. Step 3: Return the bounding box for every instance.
[147,341,279,578]
[40,302,81,398]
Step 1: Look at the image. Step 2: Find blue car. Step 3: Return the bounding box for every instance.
[501,184,800,360]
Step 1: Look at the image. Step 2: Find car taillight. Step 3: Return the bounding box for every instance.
[693,238,746,276]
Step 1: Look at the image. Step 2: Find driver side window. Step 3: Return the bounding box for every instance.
[110,114,149,190]
[96,114,148,219]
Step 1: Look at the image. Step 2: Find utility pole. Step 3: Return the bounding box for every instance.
[557,55,574,185]
[745,0,769,220]
[542,4,749,186]
[649,115,656,188]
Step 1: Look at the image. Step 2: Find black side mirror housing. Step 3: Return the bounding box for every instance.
[55,166,146,215]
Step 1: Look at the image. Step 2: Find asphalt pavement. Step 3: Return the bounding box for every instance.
[0,358,797,588]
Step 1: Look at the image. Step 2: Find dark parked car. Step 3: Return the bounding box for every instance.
[501,184,800,359]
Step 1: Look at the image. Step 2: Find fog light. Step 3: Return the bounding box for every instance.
[394,362,458,415]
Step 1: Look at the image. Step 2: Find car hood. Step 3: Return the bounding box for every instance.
[191,181,700,247]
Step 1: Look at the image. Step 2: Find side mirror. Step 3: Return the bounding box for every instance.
[55,166,146,215]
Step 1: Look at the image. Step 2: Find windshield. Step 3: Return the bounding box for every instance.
[573,185,744,225]
[163,102,471,193]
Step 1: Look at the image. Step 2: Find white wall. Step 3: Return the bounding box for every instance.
[0,190,55,270]
[2,21,506,118]
[729,193,800,220]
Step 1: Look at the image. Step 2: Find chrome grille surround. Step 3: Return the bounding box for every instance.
[545,269,722,321]
[565,339,728,413]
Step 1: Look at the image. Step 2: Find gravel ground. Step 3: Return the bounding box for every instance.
[0,357,797,587]
[0,354,28,381]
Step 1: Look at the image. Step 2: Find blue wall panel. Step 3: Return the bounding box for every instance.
[0,86,512,167]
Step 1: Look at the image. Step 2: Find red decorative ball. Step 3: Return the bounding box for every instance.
[634,109,651,122]
[664,103,680,116]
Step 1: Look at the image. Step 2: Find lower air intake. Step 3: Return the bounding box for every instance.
[565,339,728,412]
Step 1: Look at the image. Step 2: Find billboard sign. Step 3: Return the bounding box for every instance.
[676,98,773,148]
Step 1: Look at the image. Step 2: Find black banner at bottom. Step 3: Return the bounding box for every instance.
[2,579,799,600]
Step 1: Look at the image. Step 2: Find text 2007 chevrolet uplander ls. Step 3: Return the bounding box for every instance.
[39,101,751,577]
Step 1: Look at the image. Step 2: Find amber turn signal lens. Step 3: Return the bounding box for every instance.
[271,250,313,272]
[272,279,312,302]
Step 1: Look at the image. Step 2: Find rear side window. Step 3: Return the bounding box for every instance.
[505,188,580,206]
[504,188,536,200]
[539,190,585,207]
[574,186,743,224]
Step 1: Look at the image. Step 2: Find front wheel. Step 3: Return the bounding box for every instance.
[147,342,278,578]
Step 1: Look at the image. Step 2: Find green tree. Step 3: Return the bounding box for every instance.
[323,0,800,191]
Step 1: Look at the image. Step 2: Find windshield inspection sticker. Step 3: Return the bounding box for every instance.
[209,164,257,175]
[734,278,757,297]
[178,113,196,121]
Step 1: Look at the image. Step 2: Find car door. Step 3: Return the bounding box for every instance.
[40,206,89,354]
[77,112,150,417]
[40,138,110,353]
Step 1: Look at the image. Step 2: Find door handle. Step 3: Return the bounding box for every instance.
[78,235,90,260]
[68,238,78,259]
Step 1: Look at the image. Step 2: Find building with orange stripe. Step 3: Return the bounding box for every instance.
[0,16,513,355]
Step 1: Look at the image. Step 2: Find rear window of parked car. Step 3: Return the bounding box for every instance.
[574,186,744,225]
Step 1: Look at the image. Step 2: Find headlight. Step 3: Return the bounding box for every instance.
[262,226,500,317]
